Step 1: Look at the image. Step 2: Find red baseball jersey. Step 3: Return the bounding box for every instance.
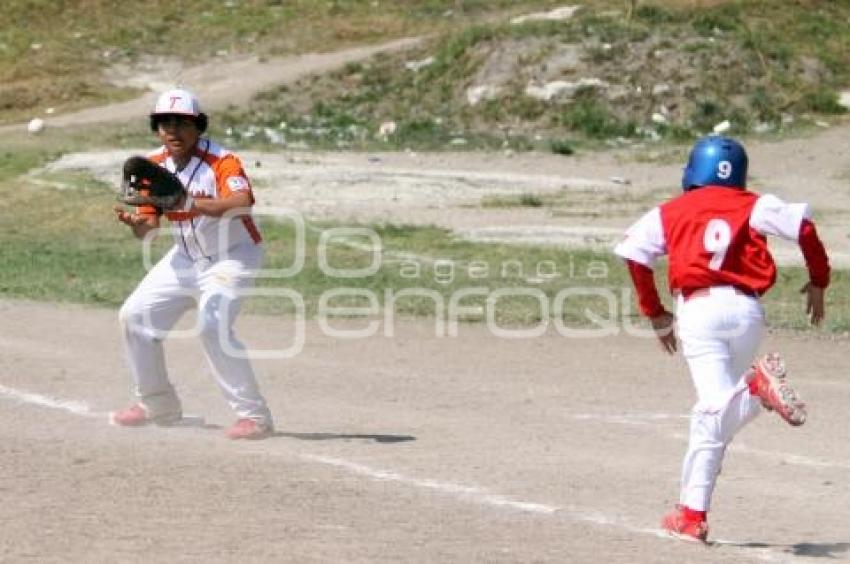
[615,186,810,295]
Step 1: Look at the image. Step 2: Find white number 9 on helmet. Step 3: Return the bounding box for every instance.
[717,160,733,180]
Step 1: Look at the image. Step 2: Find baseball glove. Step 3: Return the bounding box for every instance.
[119,156,190,212]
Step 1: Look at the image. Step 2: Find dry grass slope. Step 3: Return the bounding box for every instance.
[222,0,848,151]
[0,0,561,124]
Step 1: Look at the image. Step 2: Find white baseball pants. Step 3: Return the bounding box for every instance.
[119,242,272,425]
[675,286,765,511]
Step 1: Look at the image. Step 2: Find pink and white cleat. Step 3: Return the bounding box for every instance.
[747,352,807,426]
[225,418,273,440]
[110,403,182,427]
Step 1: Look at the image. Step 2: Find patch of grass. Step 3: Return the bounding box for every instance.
[690,3,742,35]
[0,149,52,177]
[483,95,549,123]
[651,122,697,142]
[480,193,546,208]
[579,12,651,43]
[549,139,576,155]
[634,4,676,24]
[748,86,782,125]
[420,24,499,82]
[0,170,167,305]
[480,186,674,216]
[392,119,450,148]
[689,99,751,135]
[559,94,637,139]
[2,158,848,331]
[519,193,544,207]
[221,98,535,152]
[240,219,633,325]
[801,86,847,115]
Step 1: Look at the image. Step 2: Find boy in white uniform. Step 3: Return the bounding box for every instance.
[112,88,273,440]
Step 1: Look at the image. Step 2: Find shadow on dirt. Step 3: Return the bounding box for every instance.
[275,431,416,443]
[155,418,416,443]
[788,542,850,558]
[714,540,850,559]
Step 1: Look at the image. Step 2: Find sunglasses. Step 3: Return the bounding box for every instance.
[155,115,198,129]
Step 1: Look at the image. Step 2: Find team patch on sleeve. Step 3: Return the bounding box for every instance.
[227,176,250,191]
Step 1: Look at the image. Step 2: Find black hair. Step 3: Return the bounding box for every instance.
[149,112,208,133]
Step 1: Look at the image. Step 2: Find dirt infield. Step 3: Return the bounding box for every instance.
[1,299,847,563]
[4,22,849,563]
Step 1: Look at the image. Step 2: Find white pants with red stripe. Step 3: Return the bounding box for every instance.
[675,286,765,512]
[118,242,272,425]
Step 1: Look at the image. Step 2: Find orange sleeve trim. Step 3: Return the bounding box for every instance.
[215,154,253,201]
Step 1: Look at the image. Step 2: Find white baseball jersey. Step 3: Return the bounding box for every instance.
[140,138,262,260]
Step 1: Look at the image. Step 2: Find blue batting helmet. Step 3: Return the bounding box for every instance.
[681,135,748,191]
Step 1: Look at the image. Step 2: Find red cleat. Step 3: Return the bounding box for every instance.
[110,403,182,427]
[225,418,273,440]
[661,504,708,543]
[747,352,807,426]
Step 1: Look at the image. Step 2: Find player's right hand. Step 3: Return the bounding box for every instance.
[650,311,678,355]
[114,205,146,227]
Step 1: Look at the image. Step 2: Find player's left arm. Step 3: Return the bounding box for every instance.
[751,194,831,325]
[192,154,254,218]
[798,219,829,325]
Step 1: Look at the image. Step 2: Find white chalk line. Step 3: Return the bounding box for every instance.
[300,452,557,515]
[0,384,103,419]
[2,381,842,473]
[268,454,787,563]
[0,383,801,562]
[571,412,690,426]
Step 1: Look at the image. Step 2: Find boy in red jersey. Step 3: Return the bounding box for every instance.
[615,135,830,543]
